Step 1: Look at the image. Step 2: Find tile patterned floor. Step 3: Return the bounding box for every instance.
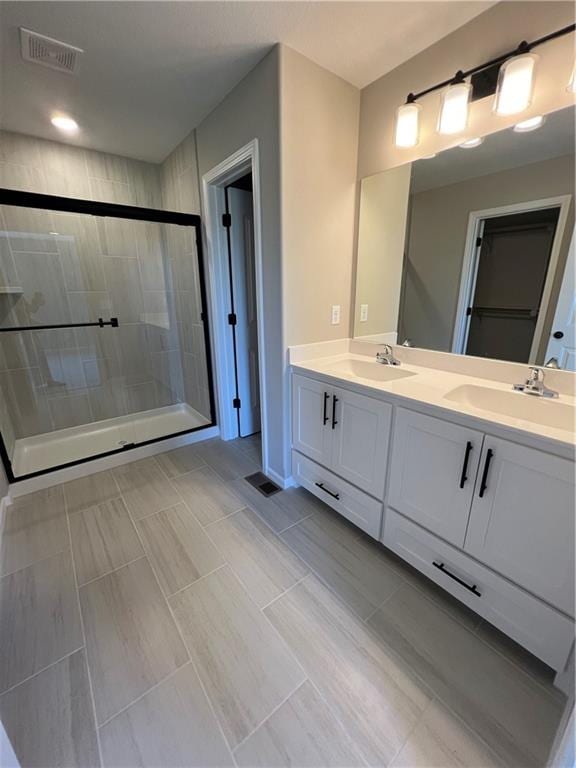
[0,435,567,767]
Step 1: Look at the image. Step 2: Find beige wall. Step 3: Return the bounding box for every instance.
[358,2,576,179]
[354,163,411,337]
[280,46,360,347]
[401,154,575,352]
[195,47,285,478]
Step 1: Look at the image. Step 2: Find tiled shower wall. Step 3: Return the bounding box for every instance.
[161,131,211,419]
[0,130,210,454]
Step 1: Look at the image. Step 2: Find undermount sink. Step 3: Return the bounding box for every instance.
[444,384,575,432]
[323,359,416,383]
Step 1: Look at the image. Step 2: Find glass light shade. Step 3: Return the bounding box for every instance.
[437,82,471,135]
[459,137,483,148]
[493,53,538,116]
[395,102,421,148]
[568,67,576,93]
[513,115,545,132]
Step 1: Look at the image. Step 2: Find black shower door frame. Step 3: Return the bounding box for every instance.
[0,188,217,483]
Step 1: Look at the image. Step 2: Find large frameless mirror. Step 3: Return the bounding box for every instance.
[354,105,575,370]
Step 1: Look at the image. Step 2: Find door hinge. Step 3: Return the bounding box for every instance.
[228,312,237,326]
[466,307,472,316]
[233,397,241,409]
[222,212,232,228]
[476,236,483,248]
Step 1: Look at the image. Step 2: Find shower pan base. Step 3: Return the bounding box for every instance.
[11,403,210,478]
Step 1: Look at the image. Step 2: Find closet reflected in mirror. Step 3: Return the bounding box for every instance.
[354,105,575,369]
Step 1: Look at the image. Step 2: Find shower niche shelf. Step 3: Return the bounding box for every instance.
[0,287,23,295]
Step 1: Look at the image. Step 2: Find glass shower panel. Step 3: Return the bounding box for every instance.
[0,199,213,480]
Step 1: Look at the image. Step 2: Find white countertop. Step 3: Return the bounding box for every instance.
[292,353,576,458]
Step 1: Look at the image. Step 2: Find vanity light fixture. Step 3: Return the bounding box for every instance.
[51,114,79,133]
[395,98,421,147]
[513,115,545,132]
[394,23,574,148]
[459,137,484,148]
[493,50,538,116]
[438,73,471,135]
[568,67,576,92]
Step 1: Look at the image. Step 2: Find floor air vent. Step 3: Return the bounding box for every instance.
[245,472,281,498]
[20,28,83,74]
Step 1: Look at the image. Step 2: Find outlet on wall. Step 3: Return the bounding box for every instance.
[360,304,369,322]
[331,305,341,325]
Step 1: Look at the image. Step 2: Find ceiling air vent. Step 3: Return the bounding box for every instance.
[20,27,83,74]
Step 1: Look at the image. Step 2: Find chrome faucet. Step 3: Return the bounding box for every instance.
[513,366,558,398]
[376,344,401,366]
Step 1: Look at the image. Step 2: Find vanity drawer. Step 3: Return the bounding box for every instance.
[292,450,383,538]
[383,507,574,671]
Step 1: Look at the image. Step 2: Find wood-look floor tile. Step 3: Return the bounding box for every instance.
[390,700,504,768]
[234,680,363,768]
[173,466,244,526]
[281,508,403,619]
[100,663,233,768]
[80,557,188,724]
[155,445,205,478]
[197,438,259,481]
[169,566,305,748]
[208,507,308,608]
[265,575,431,767]
[0,486,68,577]
[0,650,100,768]
[230,478,306,535]
[69,498,144,585]
[369,584,564,767]
[112,458,181,520]
[64,470,120,515]
[274,486,330,524]
[0,551,82,693]
[137,503,224,596]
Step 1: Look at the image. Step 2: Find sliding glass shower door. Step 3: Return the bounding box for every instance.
[0,190,214,481]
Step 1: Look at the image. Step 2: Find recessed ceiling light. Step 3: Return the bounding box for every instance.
[51,114,79,133]
[459,137,484,149]
[513,115,545,133]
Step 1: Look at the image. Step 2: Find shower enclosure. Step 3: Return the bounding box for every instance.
[0,189,215,481]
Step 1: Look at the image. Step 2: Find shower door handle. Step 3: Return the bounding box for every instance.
[0,317,119,332]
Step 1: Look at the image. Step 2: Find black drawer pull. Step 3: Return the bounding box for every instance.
[459,441,473,489]
[315,482,340,501]
[433,561,481,597]
[478,448,494,498]
[322,392,330,425]
[331,396,339,429]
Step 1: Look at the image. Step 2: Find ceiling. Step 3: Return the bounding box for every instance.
[411,105,575,194]
[0,1,492,163]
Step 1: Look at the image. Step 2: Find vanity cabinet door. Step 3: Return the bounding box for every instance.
[465,437,575,617]
[330,386,392,499]
[292,374,332,467]
[388,409,483,547]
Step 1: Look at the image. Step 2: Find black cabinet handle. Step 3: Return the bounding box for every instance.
[322,392,330,425]
[478,448,494,498]
[315,482,340,501]
[433,561,481,597]
[459,441,473,489]
[553,331,564,339]
[331,396,338,429]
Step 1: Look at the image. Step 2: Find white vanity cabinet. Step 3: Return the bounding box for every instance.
[465,437,575,617]
[292,372,392,517]
[388,409,483,547]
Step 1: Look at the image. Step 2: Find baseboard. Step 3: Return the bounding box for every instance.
[266,466,297,490]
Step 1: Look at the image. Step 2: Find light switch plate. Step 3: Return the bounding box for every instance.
[360,304,368,322]
[331,305,341,325]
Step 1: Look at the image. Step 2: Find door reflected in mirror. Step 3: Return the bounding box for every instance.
[354,105,575,369]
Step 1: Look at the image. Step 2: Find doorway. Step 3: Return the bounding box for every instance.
[202,139,269,476]
[453,196,571,363]
[225,174,261,438]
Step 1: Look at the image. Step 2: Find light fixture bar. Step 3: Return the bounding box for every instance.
[404,23,575,104]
